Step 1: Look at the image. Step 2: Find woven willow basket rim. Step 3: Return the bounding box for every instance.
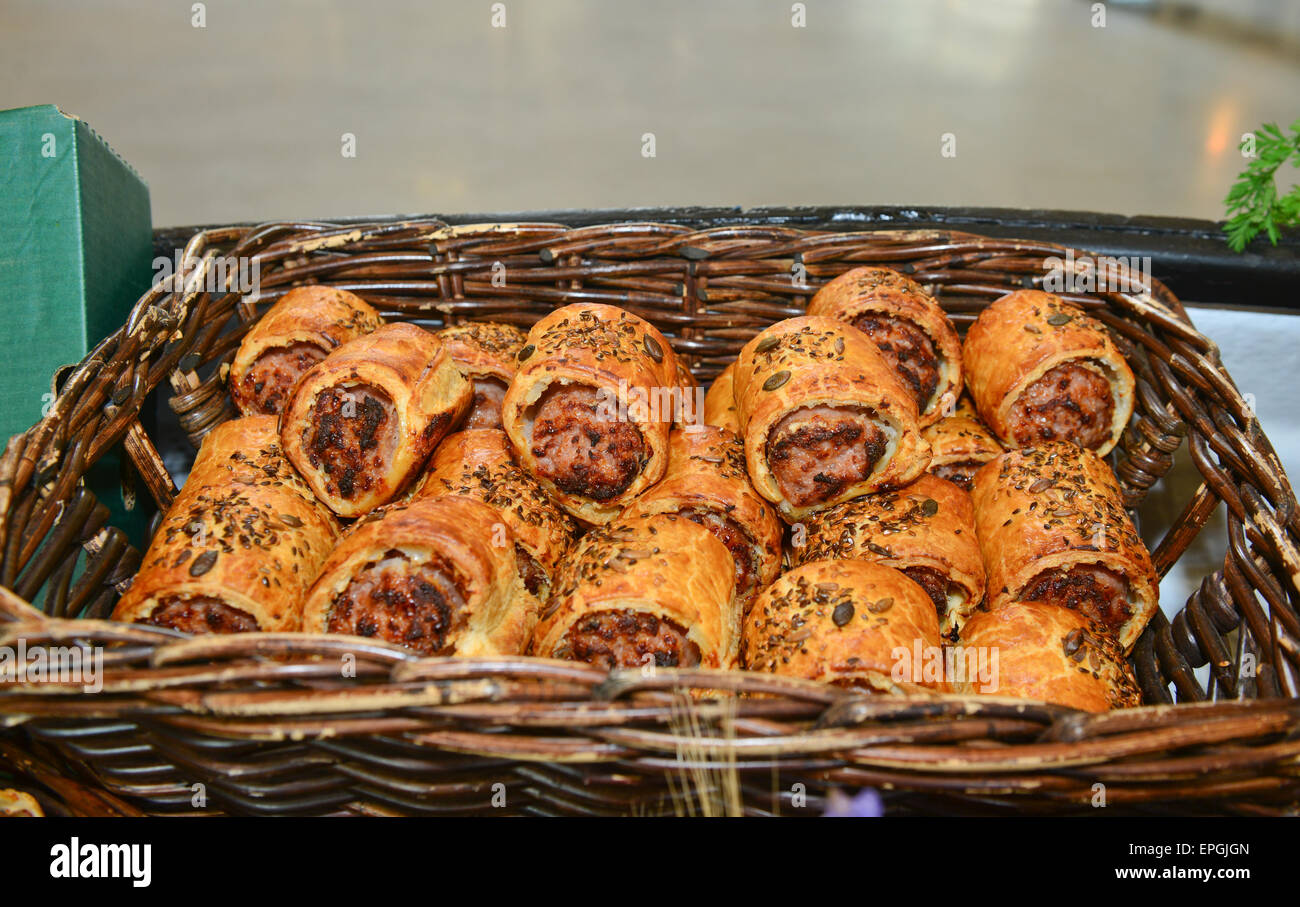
[2,217,1298,817]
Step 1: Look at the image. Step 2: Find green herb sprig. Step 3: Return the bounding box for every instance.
[1223,119,1300,252]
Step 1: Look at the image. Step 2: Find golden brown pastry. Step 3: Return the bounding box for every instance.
[920,397,1004,491]
[301,496,539,656]
[962,290,1136,456]
[742,560,944,692]
[532,514,739,670]
[703,362,741,434]
[671,355,705,428]
[971,443,1158,652]
[112,416,340,633]
[789,474,985,641]
[620,426,782,607]
[413,428,577,600]
[229,286,383,416]
[435,321,527,430]
[954,600,1141,712]
[809,266,962,427]
[733,316,930,523]
[281,323,471,518]
[501,303,678,525]
[0,789,43,817]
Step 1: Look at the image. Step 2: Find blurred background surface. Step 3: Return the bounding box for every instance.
[2,0,1297,226]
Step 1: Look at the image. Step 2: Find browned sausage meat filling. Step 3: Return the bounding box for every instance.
[146,595,260,634]
[679,506,757,598]
[930,461,983,491]
[557,609,702,669]
[1020,564,1132,631]
[327,550,466,655]
[902,566,957,620]
[241,342,327,415]
[1009,362,1115,450]
[515,543,548,597]
[465,377,508,431]
[529,384,646,501]
[767,405,888,506]
[853,314,940,410]
[304,384,400,501]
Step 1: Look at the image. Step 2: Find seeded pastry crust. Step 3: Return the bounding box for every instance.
[414,428,577,600]
[229,286,383,416]
[920,397,1004,491]
[733,316,931,523]
[301,496,539,656]
[791,474,985,641]
[112,416,341,633]
[962,290,1135,456]
[970,443,1158,652]
[436,321,528,430]
[808,266,963,427]
[742,560,944,693]
[532,514,739,670]
[955,600,1141,712]
[281,323,471,518]
[620,426,783,610]
[502,304,680,525]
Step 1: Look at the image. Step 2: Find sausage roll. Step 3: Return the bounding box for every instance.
[703,362,741,435]
[742,560,944,693]
[620,426,782,607]
[502,303,677,525]
[955,601,1141,712]
[962,290,1136,456]
[920,397,1004,491]
[808,267,962,427]
[229,286,383,416]
[971,443,1158,652]
[435,320,527,430]
[112,416,340,633]
[533,514,739,670]
[790,474,985,641]
[413,428,577,600]
[734,316,930,522]
[301,496,539,656]
[281,323,471,518]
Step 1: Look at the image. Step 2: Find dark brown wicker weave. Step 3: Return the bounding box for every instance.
[2,219,1298,817]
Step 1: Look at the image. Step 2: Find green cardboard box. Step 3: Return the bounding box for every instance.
[0,104,154,551]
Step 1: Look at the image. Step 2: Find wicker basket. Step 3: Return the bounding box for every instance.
[2,218,1298,817]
